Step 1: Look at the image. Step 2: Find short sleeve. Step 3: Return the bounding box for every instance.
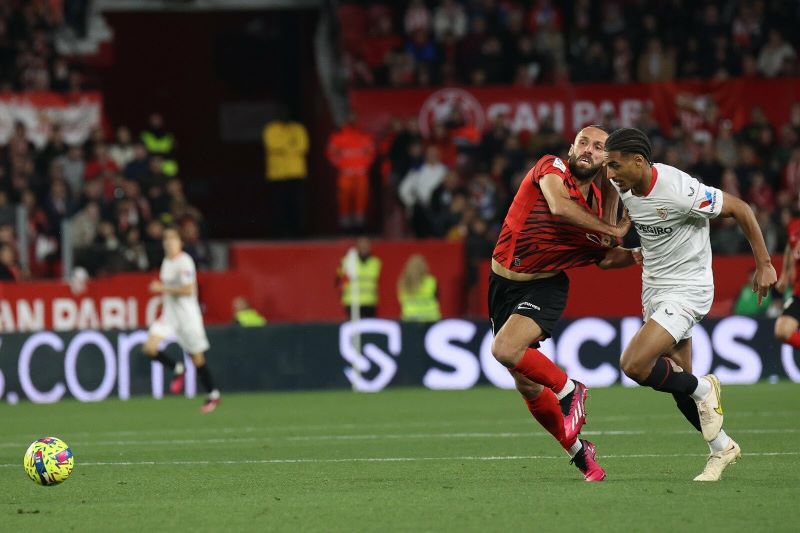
[531,155,569,185]
[178,255,197,286]
[682,175,723,219]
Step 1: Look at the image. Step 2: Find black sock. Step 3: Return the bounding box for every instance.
[672,392,702,432]
[153,352,176,371]
[570,443,587,471]
[558,390,573,416]
[196,364,217,393]
[640,357,698,395]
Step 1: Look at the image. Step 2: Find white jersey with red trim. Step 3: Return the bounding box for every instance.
[611,163,724,289]
[160,252,203,319]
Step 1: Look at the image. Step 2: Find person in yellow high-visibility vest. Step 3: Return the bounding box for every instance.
[232,296,267,326]
[140,112,178,176]
[398,254,441,322]
[338,237,381,319]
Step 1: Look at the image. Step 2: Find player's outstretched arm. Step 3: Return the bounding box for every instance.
[540,174,630,238]
[719,191,777,303]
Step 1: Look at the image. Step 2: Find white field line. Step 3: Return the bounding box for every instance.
[0,451,797,468]
[2,410,798,441]
[0,428,797,449]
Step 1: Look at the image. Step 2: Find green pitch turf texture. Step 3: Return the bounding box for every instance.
[1,383,798,532]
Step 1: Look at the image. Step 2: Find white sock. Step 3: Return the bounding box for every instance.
[209,389,221,400]
[174,362,185,375]
[567,439,583,458]
[708,429,731,453]
[555,379,576,401]
[690,376,711,401]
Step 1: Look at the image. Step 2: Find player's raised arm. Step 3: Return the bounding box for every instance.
[539,173,630,238]
[718,191,777,302]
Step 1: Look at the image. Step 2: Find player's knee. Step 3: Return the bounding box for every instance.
[142,344,157,357]
[620,355,648,383]
[491,336,522,368]
[191,353,206,367]
[774,321,793,341]
[515,380,544,399]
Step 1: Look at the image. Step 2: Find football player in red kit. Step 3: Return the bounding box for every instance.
[775,216,800,347]
[490,125,632,481]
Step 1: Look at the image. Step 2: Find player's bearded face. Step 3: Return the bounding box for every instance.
[568,152,602,181]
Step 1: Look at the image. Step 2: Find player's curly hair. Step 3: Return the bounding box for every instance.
[605,127,652,162]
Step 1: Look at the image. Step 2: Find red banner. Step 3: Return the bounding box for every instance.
[0,92,103,148]
[0,271,250,333]
[351,78,800,139]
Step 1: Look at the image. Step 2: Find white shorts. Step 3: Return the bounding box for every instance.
[642,285,714,343]
[149,314,210,354]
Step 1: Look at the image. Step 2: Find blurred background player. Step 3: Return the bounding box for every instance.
[326,114,376,232]
[489,125,630,482]
[603,127,776,481]
[397,253,441,322]
[337,236,382,319]
[142,226,221,413]
[775,213,800,347]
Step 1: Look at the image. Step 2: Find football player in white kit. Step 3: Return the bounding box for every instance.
[143,226,221,413]
[602,128,776,481]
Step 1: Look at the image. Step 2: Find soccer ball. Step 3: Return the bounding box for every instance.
[23,437,74,486]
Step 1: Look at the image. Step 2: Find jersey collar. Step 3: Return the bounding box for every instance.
[643,165,658,197]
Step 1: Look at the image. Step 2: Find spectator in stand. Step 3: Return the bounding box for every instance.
[120,227,149,272]
[399,145,447,237]
[56,145,85,198]
[746,171,776,212]
[0,243,21,281]
[433,0,467,41]
[109,126,136,169]
[690,142,725,188]
[84,144,119,182]
[404,0,430,35]
[42,179,72,234]
[144,219,166,268]
[93,220,123,274]
[71,202,100,254]
[758,29,797,78]
[35,124,68,177]
[0,190,14,227]
[636,37,676,82]
[182,218,211,270]
[141,113,178,177]
[326,114,376,231]
[124,143,150,183]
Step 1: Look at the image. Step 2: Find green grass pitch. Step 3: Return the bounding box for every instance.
[1,382,798,532]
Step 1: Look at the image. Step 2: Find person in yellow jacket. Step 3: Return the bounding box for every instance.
[141,112,179,176]
[263,113,309,237]
[232,296,267,326]
[398,254,441,322]
[337,237,381,319]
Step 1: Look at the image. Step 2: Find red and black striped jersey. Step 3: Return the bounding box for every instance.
[492,155,607,274]
[787,218,800,296]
